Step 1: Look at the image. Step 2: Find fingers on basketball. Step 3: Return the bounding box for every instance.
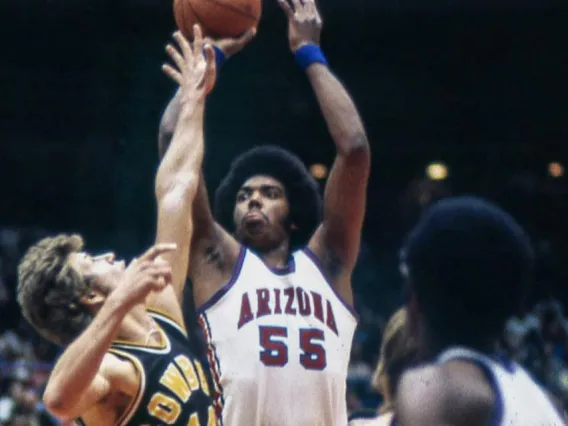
[240,27,257,45]
[204,44,216,71]
[191,24,204,56]
[202,43,217,92]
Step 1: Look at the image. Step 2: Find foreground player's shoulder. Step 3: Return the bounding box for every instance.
[396,363,494,426]
[102,350,143,397]
[349,410,393,426]
[348,409,378,424]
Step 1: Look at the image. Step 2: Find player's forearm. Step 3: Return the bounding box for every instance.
[155,101,205,197]
[44,298,127,408]
[158,89,182,159]
[159,93,215,240]
[306,64,369,155]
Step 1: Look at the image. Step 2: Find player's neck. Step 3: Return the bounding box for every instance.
[254,242,291,269]
[115,305,159,345]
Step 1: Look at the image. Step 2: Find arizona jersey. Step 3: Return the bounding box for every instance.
[437,347,566,426]
[81,309,217,426]
[197,246,358,426]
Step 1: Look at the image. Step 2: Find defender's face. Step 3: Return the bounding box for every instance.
[68,251,126,295]
[233,175,291,251]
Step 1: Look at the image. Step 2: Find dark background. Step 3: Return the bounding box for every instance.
[2,0,566,310]
[0,0,568,423]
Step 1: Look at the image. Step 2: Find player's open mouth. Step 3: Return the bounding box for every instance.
[242,211,267,233]
[244,210,265,221]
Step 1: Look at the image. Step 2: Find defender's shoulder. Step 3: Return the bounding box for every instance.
[396,363,494,426]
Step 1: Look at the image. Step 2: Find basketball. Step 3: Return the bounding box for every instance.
[173,0,261,39]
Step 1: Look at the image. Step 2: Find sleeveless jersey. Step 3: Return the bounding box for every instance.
[437,347,566,426]
[348,411,397,426]
[90,309,217,426]
[197,246,358,426]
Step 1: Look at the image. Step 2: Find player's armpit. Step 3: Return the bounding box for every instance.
[188,218,241,307]
[44,365,112,421]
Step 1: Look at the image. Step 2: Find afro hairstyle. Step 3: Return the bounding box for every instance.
[400,196,535,345]
[214,146,322,249]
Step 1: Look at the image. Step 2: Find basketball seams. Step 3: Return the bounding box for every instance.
[198,0,260,21]
[187,1,224,38]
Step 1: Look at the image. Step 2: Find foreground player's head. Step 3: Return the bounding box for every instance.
[17,234,126,346]
[372,308,418,413]
[400,196,535,352]
[215,146,322,252]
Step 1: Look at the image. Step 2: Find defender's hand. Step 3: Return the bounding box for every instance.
[277,0,322,52]
[206,28,257,59]
[111,244,176,311]
[162,26,217,100]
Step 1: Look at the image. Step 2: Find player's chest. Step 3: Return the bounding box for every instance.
[78,391,131,426]
[231,273,342,336]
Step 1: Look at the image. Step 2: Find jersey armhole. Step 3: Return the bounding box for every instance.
[300,246,359,322]
[147,308,189,339]
[107,348,147,426]
[196,245,247,314]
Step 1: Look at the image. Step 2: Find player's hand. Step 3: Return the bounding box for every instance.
[110,243,176,311]
[278,0,322,53]
[162,26,217,100]
[206,28,257,59]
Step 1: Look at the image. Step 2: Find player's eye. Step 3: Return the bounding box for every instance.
[236,191,249,202]
[264,188,279,199]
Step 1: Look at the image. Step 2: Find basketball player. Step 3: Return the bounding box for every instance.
[158,0,370,424]
[349,308,417,426]
[395,196,566,425]
[16,27,220,425]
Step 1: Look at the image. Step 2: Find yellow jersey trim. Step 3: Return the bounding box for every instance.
[108,348,147,426]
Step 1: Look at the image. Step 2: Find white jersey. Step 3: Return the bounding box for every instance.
[197,246,358,426]
[437,347,566,426]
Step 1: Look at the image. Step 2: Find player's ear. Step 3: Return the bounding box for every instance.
[80,290,105,311]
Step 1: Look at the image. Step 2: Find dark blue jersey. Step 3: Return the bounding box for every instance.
[79,308,216,426]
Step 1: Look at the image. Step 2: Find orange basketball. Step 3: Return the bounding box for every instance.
[173,0,201,38]
[174,0,261,39]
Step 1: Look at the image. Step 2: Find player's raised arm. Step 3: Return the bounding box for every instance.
[43,246,174,420]
[278,0,370,305]
[157,30,255,306]
[148,27,216,316]
[159,90,219,252]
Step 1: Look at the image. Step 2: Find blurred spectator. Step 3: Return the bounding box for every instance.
[349,308,418,426]
[0,227,59,426]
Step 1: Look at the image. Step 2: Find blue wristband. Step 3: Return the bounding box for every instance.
[213,45,226,69]
[203,45,226,69]
[294,44,328,71]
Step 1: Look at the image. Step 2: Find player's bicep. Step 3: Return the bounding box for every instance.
[311,144,370,270]
[46,373,111,421]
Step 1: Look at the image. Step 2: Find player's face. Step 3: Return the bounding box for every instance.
[233,175,291,251]
[68,251,126,296]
